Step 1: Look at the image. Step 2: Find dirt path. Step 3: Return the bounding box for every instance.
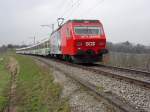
[5,57,19,112]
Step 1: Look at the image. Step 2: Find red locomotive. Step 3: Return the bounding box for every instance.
[50,19,108,63]
[16,19,108,63]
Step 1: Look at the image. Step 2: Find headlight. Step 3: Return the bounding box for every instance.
[98,42,105,46]
[77,42,82,46]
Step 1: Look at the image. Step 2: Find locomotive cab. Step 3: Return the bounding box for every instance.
[70,20,108,63]
[51,19,108,63]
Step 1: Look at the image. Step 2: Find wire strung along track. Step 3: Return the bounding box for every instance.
[33,56,142,112]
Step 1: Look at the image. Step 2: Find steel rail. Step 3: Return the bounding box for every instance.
[34,56,142,112]
[38,56,150,89]
[98,64,150,77]
[48,58,150,89]
[82,66,150,89]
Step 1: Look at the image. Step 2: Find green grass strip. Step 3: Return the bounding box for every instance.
[14,55,70,112]
[0,56,10,111]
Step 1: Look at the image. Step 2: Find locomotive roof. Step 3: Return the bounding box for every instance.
[68,19,100,23]
[51,19,100,35]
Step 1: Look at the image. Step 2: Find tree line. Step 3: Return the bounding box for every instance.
[0,41,150,54]
[107,41,150,54]
[0,44,27,53]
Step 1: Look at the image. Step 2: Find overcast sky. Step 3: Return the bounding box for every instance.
[0,0,150,46]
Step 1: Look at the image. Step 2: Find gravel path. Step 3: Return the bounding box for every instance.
[42,58,150,112]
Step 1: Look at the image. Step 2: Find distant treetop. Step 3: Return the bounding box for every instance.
[107,41,150,54]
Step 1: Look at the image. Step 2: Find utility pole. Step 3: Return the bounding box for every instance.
[29,36,36,45]
[34,36,35,44]
[52,24,54,32]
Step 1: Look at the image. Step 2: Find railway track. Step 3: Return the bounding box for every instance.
[51,59,150,89]
[98,64,150,77]
[33,55,150,89]
[33,56,143,112]
[85,64,150,89]
[42,56,150,89]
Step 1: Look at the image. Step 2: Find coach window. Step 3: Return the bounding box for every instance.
[43,43,45,48]
[66,28,71,39]
[45,42,47,48]
[47,42,49,48]
[46,42,48,48]
[43,42,46,48]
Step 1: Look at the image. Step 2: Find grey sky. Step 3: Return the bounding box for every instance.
[0,0,150,46]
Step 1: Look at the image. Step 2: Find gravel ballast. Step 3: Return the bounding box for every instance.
[35,58,118,112]
[39,58,150,112]
[53,70,116,112]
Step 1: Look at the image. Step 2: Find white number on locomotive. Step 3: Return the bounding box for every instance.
[86,42,95,46]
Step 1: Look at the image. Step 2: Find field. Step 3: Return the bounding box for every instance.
[0,55,10,111]
[0,54,70,112]
[104,52,150,71]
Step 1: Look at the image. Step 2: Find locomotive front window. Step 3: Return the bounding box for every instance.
[74,26,102,35]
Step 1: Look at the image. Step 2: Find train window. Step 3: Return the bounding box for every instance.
[66,28,71,39]
[74,26,102,36]
[47,42,50,48]
[46,41,48,48]
[44,42,46,48]
[43,43,44,48]
[46,42,48,48]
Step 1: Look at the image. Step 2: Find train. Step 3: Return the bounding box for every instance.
[16,19,108,63]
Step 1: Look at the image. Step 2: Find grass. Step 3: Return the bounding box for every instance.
[14,54,70,112]
[103,52,150,71]
[0,55,10,111]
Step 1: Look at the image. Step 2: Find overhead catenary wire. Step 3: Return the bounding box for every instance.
[46,0,72,30]
[26,0,74,46]
[59,0,81,20]
[47,0,104,31]
[27,0,105,46]
[61,0,105,20]
[78,0,104,18]
[41,0,72,31]
[63,0,81,19]
[58,0,71,18]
